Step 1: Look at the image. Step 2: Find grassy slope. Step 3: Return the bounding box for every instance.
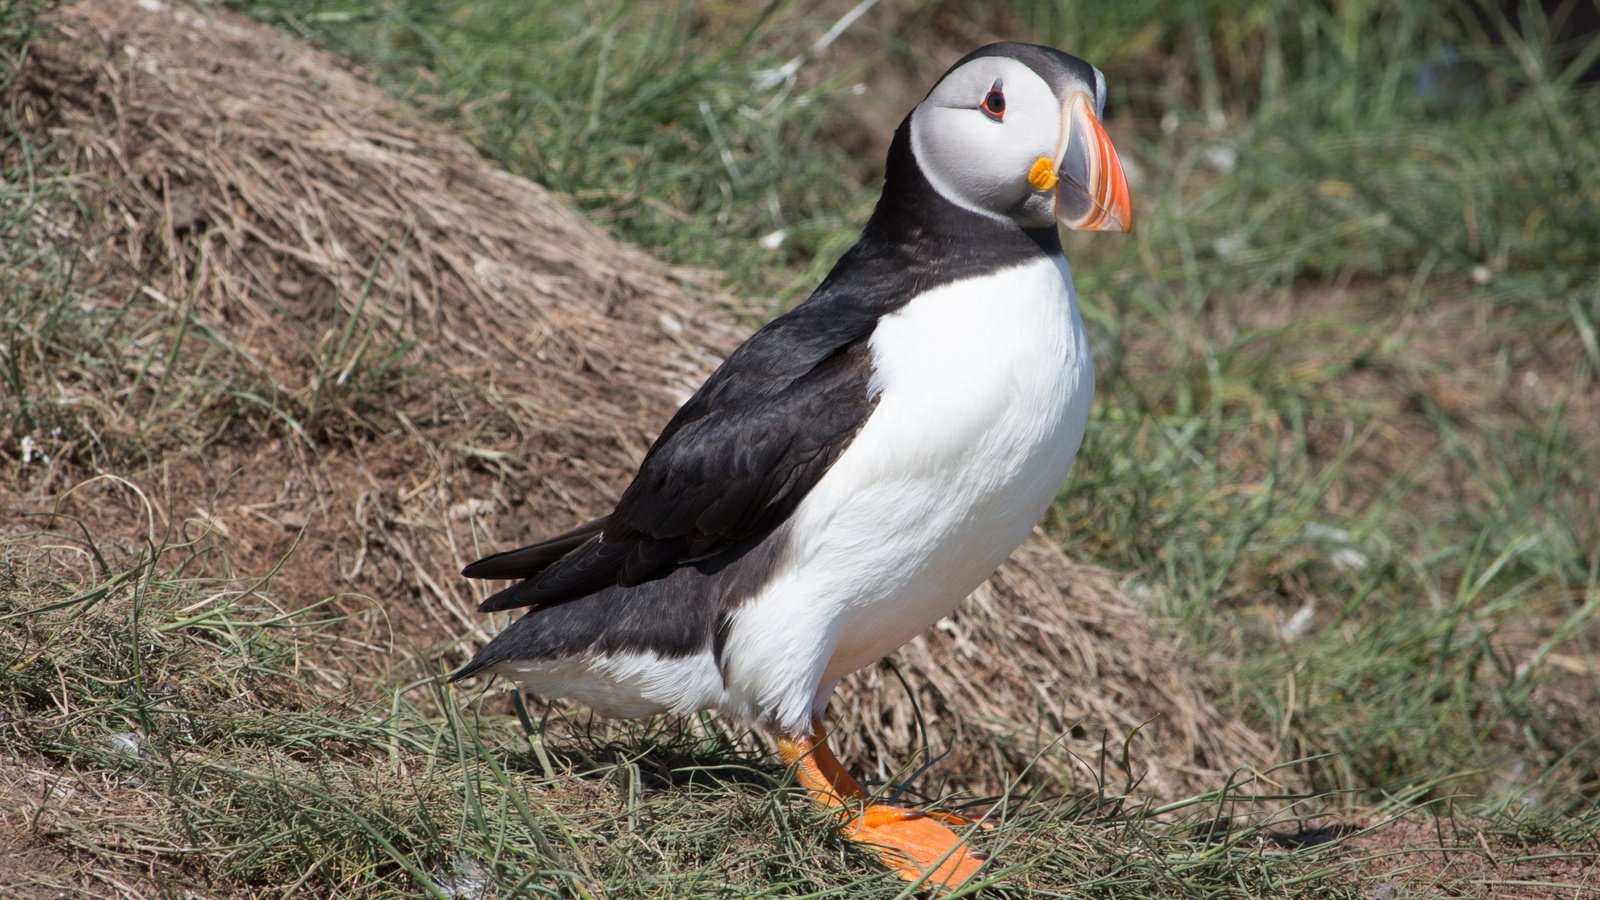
[1017,1,1600,809]
[3,0,1598,895]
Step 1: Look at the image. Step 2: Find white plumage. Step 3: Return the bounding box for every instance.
[509,255,1094,735]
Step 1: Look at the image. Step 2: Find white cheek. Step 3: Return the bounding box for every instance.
[911,106,1042,216]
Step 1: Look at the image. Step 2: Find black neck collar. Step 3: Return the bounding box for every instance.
[820,117,1061,307]
[800,116,1062,323]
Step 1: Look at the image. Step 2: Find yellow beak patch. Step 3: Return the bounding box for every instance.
[1027,156,1059,191]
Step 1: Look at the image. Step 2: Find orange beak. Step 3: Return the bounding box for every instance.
[1050,93,1132,233]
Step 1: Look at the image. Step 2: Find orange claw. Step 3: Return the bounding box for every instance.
[777,719,990,890]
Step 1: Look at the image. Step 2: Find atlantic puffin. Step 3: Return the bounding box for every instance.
[453,42,1131,888]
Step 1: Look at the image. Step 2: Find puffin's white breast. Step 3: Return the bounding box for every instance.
[720,254,1095,733]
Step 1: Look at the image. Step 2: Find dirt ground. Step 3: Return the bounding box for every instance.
[1341,816,1599,898]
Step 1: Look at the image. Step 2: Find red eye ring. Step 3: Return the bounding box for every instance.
[980,79,1005,121]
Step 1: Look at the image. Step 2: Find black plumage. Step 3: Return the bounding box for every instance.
[950,43,1102,107]
[462,516,607,584]
[455,90,1065,678]
[467,336,879,616]
[450,527,791,680]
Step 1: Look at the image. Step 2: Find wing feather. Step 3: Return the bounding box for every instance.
[463,301,881,613]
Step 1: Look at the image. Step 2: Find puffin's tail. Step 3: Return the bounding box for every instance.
[462,515,608,579]
[453,516,613,681]
[448,655,492,684]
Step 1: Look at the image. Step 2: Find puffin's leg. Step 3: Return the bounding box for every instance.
[778,725,991,828]
[777,718,988,888]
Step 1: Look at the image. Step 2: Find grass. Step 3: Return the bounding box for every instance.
[1,536,1367,896]
[1028,0,1600,812]
[0,155,425,475]
[237,0,873,307]
[4,0,1599,894]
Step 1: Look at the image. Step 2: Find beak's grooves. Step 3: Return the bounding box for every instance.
[1055,94,1133,233]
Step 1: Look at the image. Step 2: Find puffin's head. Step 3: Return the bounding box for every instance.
[910,42,1132,233]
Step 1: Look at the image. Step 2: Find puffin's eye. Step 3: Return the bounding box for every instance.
[980,79,1005,121]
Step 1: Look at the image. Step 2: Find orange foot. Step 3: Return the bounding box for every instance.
[845,803,989,887]
[777,719,991,890]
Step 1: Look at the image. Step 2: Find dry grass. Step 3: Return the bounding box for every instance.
[3,0,1267,866]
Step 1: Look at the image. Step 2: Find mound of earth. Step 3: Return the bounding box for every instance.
[2,0,1270,804]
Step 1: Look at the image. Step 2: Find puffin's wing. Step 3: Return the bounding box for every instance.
[467,301,881,613]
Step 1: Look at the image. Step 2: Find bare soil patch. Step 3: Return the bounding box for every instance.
[1342,815,1600,898]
